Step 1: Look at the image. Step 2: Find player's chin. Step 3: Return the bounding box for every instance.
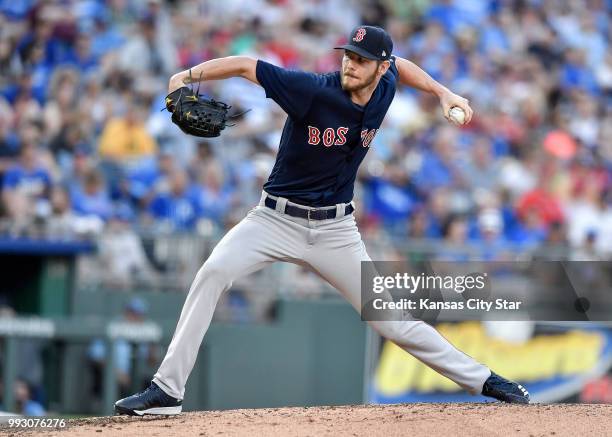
[341,78,362,92]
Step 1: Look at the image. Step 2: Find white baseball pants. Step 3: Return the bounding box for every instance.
[153,192,491,400]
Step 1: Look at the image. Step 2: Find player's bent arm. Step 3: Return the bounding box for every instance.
[394,56,448,97]
[394,56,473,124]
[168,56,260,93]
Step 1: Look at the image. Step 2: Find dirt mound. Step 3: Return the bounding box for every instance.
[5,403,611,437]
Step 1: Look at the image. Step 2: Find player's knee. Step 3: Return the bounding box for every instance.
[371,320,425,345]
[198,258,233,286]
[378,323,406,344]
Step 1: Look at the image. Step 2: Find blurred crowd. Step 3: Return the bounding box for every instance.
[0,0,611,277]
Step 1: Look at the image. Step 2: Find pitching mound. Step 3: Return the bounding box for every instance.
[8,403,612,436]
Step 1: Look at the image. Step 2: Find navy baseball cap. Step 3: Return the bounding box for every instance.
[335,25,393,61]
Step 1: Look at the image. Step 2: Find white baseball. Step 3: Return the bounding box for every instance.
[449,106,466,125]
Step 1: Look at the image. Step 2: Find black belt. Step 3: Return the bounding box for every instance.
[264,196,354,220]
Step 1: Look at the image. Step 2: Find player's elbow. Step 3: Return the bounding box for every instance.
[234,56,259,85]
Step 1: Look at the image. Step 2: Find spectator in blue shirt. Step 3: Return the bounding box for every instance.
[560,48,599,94]
[414,127,462,191]
[364,172,416,225]
[90,15,126,58]
[506,208,548,248]
[127,150,175,206]
[194,160,235,224]
[479,14,510,56]
[70,168,113,221]
[149,169,202,231]
[2,137,52,221]
[61,33,99,73]
[470,208,511,260]
[14,378,46,416]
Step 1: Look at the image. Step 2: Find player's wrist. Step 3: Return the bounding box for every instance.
[169,73,191,93]
[168,77,182,94]
[432,83,450,99]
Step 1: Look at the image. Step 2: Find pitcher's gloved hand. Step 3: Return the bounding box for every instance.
[165,86,230,138]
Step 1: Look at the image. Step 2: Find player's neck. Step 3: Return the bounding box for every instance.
[348,80,379,107]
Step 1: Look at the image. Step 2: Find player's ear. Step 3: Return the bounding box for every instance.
[378,60,390,75]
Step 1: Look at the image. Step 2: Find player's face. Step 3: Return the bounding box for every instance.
[341,51,379,92]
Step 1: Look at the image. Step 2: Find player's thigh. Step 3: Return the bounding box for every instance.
[305,220,399,315]
[202,206,305,281]
[306,235,425,343]
[305,230,369,312]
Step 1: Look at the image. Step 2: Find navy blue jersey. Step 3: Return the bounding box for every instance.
[255,57,399,207]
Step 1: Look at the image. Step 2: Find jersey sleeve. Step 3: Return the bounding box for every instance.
[388,56,399,80]
[256,60,319,120]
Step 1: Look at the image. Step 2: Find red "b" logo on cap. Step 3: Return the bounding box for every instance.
[353,28,366,42]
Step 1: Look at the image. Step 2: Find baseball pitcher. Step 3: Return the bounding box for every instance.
[115,25,529,416]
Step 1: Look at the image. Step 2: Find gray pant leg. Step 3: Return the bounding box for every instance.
[303,215,491,394]
[153,206,306,399]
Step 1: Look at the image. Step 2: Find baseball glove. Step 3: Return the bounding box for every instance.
[165,86,230,138]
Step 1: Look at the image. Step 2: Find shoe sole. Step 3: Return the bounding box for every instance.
[505,394,530,404]
[115,405,182,416]
[485,392,530,404]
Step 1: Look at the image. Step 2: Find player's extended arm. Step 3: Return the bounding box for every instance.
[394,56,473,124]
[168,56,259,93]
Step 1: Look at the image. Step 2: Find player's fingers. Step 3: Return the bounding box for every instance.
[466,100,474,123]
[442,104,452,121]
[458,101,472,124]
[442,112,449,122]
[465,105,473,124]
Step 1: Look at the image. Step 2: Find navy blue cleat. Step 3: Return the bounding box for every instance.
[114,381,182,416]
[482,371,530,404]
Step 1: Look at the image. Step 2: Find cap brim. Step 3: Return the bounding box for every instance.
[334,44,381,60]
